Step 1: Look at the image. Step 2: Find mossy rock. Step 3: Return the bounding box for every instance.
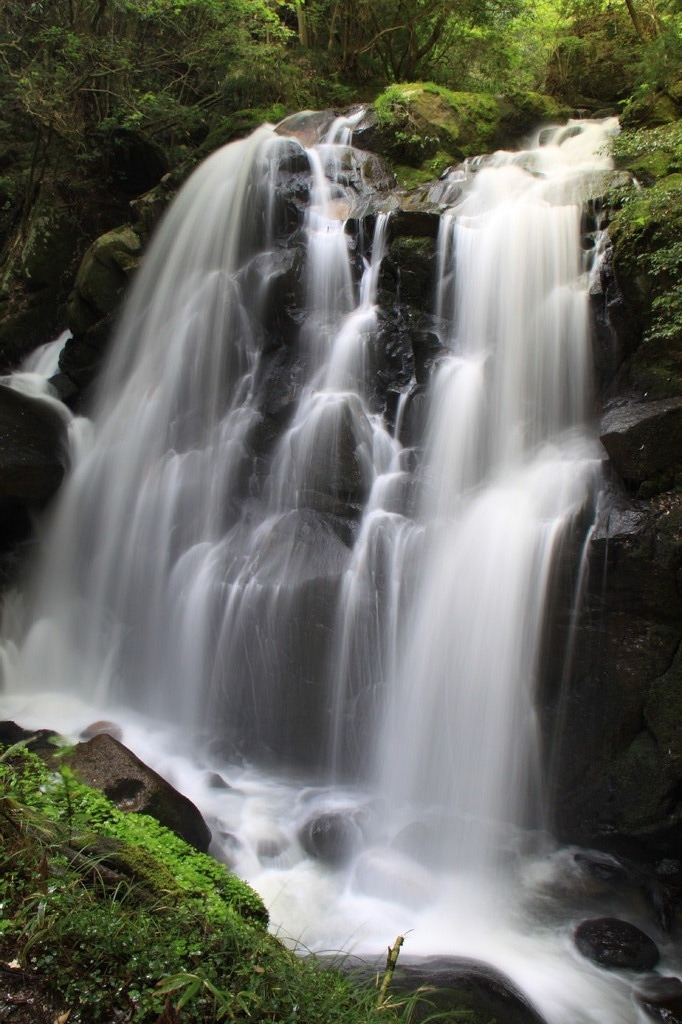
[372,83,502,168]
[20,188,80,293]
[67,224,142,335]
[366,85,571,184]
[496,90,570,144]
[621,90,681,130]
[591,731,676,837]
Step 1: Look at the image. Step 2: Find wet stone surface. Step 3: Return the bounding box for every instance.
[574,917,660,971]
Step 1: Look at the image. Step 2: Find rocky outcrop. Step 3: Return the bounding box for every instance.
[548,115,682,862]
[0,384,68,555]
[355,85,569,186]
[66,733,212,852]
[600,398,682,492]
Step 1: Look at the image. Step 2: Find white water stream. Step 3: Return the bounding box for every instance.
[1,114,676,1022]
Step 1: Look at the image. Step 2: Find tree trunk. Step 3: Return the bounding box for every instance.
[296,2,309,48]
[623,0,656,41]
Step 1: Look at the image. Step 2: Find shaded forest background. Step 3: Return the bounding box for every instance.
[0,0,680,371]
[1,0,680,223]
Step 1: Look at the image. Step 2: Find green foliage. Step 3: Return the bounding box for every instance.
[0,0,297,164]
[1,744,485,1024]
[609,122,682,384]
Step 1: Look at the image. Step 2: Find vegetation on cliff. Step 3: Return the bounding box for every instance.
[609,120,682,399]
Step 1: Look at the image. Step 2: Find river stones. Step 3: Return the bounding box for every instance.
[574,917,660,970]
[298,810,363,867]
[635,975,682,1023]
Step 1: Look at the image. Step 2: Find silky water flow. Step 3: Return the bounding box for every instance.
[0,114,673,1022]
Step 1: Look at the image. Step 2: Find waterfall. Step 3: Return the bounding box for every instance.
[2,112,667,1023]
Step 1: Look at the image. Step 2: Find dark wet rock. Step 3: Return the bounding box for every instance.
[242,247,304,350]
[57,321,115,403]
[600,398,682,488]
[380,235,438,312]
[0,384,68,546]
[390,209,441,240]
[636,975,682,1023]
[299,810,363,867]
[573,850,629,883]
[547,482,682,859]
[66,733,211,852]
[645,858,682,933]
[589,241,639,394]
[257,837,289,863]
[574,917,659,971]
[79,720,123,741]
[206,771,232,790]
[0,385,67,505]
[346,955,547,1024]
[0,720,60,754]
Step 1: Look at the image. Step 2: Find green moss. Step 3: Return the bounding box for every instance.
[373,83,502,168]
[609,134,682,391]
[2,745,417,1024]
[372,84,571,181]
[621,90,680,130]
[390,145,456,188]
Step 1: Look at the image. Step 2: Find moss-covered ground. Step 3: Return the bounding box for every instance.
[0,742,484,1024]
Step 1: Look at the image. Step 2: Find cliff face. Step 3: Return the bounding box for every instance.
[2,91,682,864]
[549,111,682,861]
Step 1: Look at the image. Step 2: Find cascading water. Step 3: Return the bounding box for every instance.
[1,113,675,1022]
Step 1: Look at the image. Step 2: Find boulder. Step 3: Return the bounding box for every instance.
[599,398,682,489]
[635,975,682,1023]
[67,224,142,337]
[66,733,211,853]
[347,956,547,1024]
[0,384,67,505]
[298,810,363,867]
[0,384,68,548]
[574,917,660,971]
[79,720,123,742]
